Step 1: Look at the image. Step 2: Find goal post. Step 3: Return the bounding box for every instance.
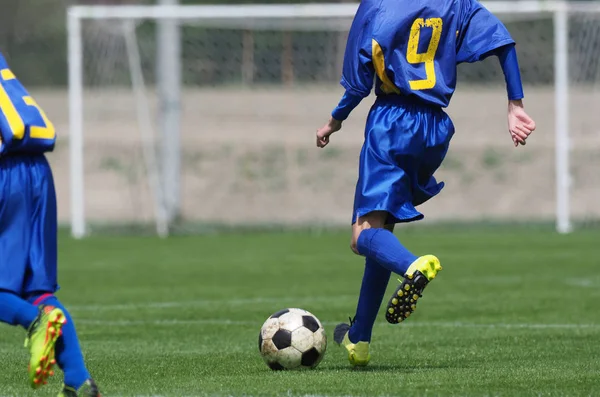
[554,5,570,234]
[67,3,361,238]
[67,1,598,238]
[157,0,182,228]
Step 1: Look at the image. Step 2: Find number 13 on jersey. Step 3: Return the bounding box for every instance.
[0,60,56,152]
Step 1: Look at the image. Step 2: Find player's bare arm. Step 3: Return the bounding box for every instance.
[317,90,363,148]
[508,99,536,147]
[316,117,342,148]
[316,1,375,148]
[493,43,536,146]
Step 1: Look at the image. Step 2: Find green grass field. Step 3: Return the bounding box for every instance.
[1,227,599,397]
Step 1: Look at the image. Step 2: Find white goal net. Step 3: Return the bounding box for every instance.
[66,2,600,237]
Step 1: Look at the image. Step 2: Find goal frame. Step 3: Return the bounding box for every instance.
[67,1,580,238]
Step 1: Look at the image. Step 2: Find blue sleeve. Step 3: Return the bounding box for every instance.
[339,1,377,98]
[331,90,363,121]
[492,44,524,100]
[456,0,515,64]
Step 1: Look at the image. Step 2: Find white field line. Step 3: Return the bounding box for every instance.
[69,291,600,331]
[68,275,599,314]
[75,318,600,330]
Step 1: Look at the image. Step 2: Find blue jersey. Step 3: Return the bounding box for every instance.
[341,0,515,108]
[0,53,56,155]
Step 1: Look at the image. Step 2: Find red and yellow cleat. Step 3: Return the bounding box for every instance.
[24,305,66,389]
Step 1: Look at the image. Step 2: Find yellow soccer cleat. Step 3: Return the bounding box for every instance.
[385,255,442,324]
[24,305,67,388]
[333,322,370,367]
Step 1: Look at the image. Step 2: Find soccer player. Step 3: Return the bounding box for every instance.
[0,53,100,396]
[317,0,536,366]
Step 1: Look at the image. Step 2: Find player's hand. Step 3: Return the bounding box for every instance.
[316,117,342,148]
[507,99,536,147]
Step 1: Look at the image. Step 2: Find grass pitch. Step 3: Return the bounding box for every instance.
[0,227,599,396]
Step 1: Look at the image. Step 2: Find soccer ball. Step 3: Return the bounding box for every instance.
[258,308,327,370]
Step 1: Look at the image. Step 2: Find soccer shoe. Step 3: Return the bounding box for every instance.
[58,379,101,397]
[24,305,67,388]
[333,321,370,367]
[385,254,442,324]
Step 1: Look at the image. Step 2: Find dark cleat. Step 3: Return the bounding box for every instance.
[334,321,351,345]
[386,255,442,324]
[333,318,370,366]
[57,379,101,397]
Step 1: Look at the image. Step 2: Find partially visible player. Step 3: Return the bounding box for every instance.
[316,0,536,366]
[0,53,101,396]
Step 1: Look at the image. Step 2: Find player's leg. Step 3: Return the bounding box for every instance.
[25,156,99,396]
[22,155,94,393]
[0,157,40,329]
[349,223,395,343]
[349,210,440,326]
[334,220,396,367]
[0,155,66,388]
[0,290,66,386]
[347,103,424,275]
[350,214,441,327]
[336,209,428,366]
[334,102,428,366]
[0,288,66,378]
[0,291,39,329]
[27,293,98,396]
[349,101,446,326]
[383,109,454,324]
[350,211,418,273]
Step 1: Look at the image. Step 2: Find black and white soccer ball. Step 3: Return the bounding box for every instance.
[258,308,327,370]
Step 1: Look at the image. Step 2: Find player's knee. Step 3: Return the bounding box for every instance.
[350,239,360,255]
[350,224,370,255]
[350,211,389,255]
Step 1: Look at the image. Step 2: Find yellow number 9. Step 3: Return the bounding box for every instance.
[406,18,443,91]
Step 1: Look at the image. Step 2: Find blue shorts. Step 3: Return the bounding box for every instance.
[0,154,58,296]
[352,96,455,225]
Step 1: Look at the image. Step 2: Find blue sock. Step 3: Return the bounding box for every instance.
[348,258,390,343]
[0,291,39,329]
[356,228,418,275]
[28,294,90,390]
